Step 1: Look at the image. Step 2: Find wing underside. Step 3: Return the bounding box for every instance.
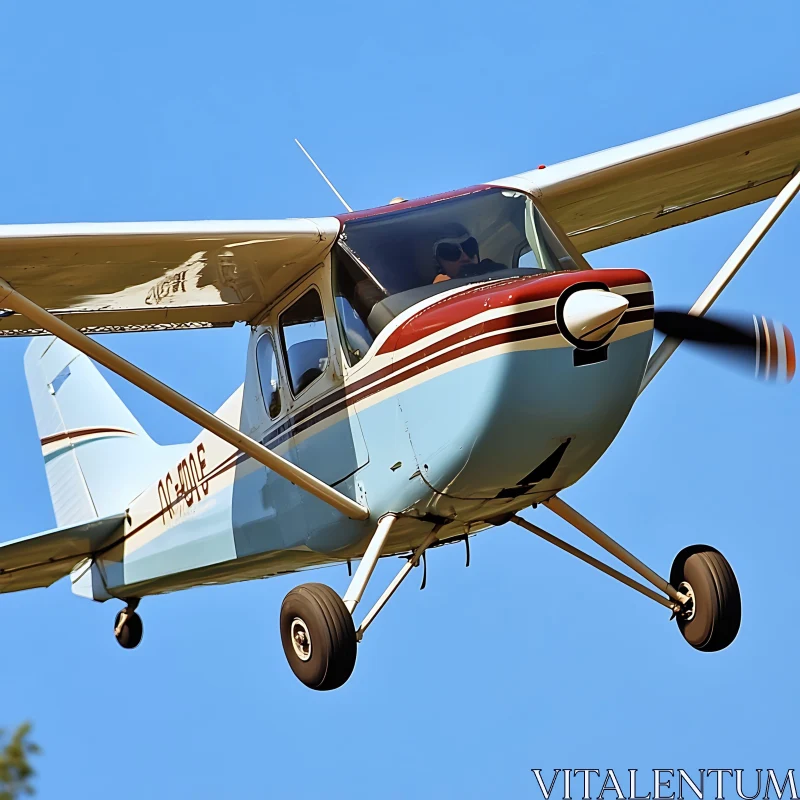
[496,93,800,253]
[0,218,340,336]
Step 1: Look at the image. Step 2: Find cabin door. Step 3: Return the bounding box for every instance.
[274,277,369,490]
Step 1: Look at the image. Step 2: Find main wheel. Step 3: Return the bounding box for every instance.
[114,610,144,650]
[280,583,357,690]
[670,545,741,652]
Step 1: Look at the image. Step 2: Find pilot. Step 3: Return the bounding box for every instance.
[432,225,504,284]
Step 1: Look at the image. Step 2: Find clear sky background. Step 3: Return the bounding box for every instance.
[0,1,798,797]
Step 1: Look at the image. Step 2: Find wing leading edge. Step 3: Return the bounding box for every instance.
[495,93,800,253]
[0,217,340,336]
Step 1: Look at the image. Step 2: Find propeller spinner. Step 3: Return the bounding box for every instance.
[560,289,629,345]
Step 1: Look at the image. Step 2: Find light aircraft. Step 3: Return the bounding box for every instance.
[0,94,798,690]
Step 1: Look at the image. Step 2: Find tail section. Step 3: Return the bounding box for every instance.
[24,337,180,527]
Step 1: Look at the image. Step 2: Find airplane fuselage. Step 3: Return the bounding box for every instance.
[77,263,654,600]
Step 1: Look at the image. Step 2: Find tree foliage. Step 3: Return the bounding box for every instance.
[0,724,40,800]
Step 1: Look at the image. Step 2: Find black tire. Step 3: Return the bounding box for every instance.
[114,611,144,650]
[670,545,741,652]
[280,583,357,690]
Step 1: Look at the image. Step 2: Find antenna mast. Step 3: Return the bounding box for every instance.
[294,139,353,213]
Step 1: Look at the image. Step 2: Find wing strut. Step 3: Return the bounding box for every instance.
[640,167,800,392]
[0,278,370,521]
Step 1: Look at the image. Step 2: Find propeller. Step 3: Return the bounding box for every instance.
[653,310,795,382]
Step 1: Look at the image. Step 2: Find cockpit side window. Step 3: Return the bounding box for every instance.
[332,245,385,366]
[256,333,283,419]
[524,203,581,272]
[279,288,330,396]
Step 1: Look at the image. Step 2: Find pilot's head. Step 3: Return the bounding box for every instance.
[433,225,479,278]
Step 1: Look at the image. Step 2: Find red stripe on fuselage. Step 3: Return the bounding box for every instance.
[379,270,651,355]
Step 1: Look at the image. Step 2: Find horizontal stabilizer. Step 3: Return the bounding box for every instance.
[0,514,124,593]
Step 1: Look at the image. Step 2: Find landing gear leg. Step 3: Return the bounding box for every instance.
[114,598,143,650]
[279,514,398,691]
[512,496,741,652]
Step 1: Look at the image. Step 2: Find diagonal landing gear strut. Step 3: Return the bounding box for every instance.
[343,514,398,614]
[355,528,440,641]
[511,514,676,611]
[512,496,742,652]
[543,496,689,608]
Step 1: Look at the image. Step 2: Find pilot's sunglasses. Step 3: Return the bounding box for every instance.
[435,236,479,262]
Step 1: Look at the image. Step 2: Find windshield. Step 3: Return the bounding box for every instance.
[333,187,583,365]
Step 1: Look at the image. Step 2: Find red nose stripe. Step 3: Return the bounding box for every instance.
[379,269,651,355]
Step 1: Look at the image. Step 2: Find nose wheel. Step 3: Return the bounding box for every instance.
[671,545,741,651]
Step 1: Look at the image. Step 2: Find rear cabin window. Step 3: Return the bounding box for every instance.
[279,288,330,396]
[256,334,282,419]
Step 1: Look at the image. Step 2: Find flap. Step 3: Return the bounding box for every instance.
[0,218,340,336]
[494,93,800,252]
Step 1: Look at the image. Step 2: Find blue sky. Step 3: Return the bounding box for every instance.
[0,0,798,797]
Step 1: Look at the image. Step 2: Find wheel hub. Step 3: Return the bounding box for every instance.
[290,617,312,661]
[677,581,696,621]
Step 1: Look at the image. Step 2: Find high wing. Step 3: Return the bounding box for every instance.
[1,95,798,336]
[496,93,800,253]
[0,218,339,336]
[0,514,124,592]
